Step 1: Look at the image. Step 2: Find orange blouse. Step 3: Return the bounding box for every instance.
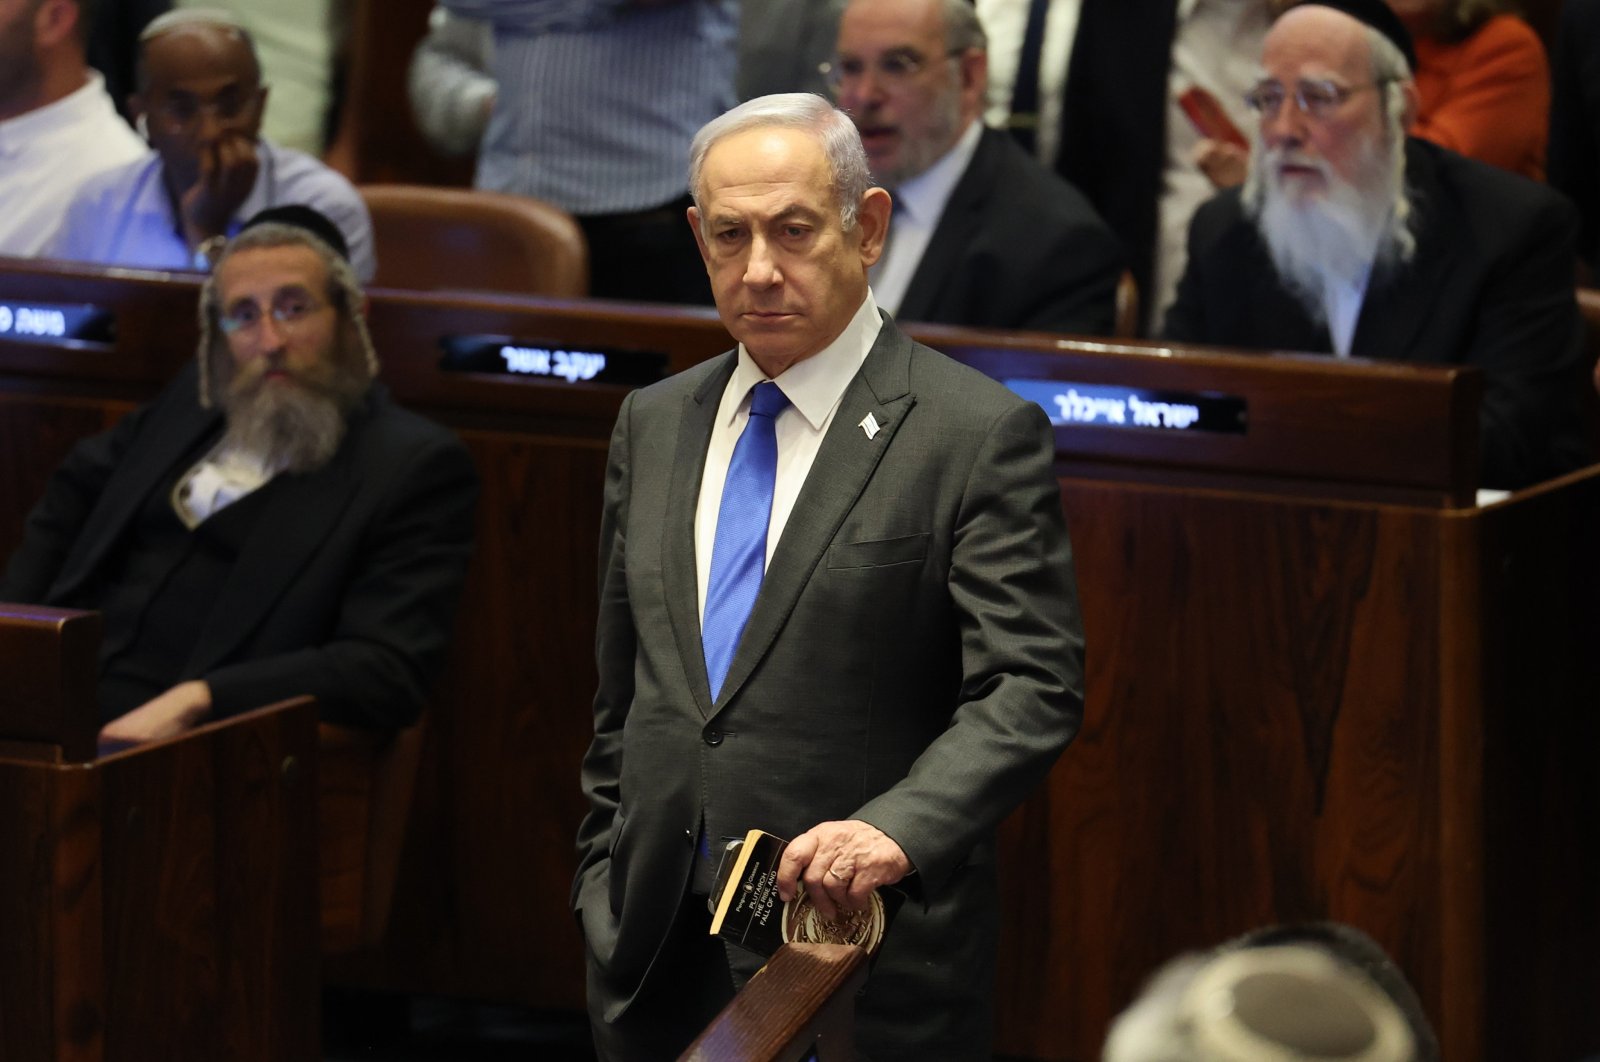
[1407,14,1551,180]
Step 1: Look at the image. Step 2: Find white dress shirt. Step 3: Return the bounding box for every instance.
[1324,268,1371,358]
[695,292,884,619]
[0,73,146,257]
[869,119,984,315]
[172,443,281,528]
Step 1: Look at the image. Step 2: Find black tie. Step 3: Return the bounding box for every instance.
[1008,0,1052,157]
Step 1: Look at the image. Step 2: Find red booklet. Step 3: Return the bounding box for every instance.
[1179,85,1249,150]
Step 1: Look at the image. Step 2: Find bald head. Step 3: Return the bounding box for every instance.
[1243,3,1419,325]
[131,19,266,193]
[136,18,260,95]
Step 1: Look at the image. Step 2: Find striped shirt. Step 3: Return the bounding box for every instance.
[444,0,738,215]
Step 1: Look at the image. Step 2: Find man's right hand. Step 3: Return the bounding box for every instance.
[180,132,260,250]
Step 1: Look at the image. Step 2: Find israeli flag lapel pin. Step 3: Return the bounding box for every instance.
[859,412,881,440]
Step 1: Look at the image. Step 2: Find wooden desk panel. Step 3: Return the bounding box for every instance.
[0,700,319,1061]
[995,485,1456,1059]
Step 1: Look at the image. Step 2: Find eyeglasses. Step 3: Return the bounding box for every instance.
[218,290,328,336]
[817,47,965,94]
[151,86,261,131]
[1242,78,1394,120]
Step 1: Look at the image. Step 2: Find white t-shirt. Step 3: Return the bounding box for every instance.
[0,72,147,257]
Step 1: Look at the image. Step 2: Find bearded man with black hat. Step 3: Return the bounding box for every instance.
[1162,0,1592,491]
[0,205,477,748]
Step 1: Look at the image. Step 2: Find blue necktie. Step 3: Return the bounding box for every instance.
[702,381,790,702]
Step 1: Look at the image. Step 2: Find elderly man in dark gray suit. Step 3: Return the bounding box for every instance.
[572,92,1085,1060]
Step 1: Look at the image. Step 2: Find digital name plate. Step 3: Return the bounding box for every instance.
[0,301,114,345]
[1005,379,1247,435]
[439,334,669,388]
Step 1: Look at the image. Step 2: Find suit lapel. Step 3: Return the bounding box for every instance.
[185,434,358,673]
[1351,141,1450,363]
[666,357,736,719]
[1253,271,1331,353]
[897,130,995,321]
[710,321,917,714]
[51,381,222,601]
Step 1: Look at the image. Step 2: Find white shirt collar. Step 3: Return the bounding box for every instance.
[728,290,884,430]
[890,118,984,226]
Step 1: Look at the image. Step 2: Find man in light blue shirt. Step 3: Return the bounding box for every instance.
[49,10,374,281]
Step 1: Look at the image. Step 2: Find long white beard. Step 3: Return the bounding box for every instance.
[1247,143,1412,325]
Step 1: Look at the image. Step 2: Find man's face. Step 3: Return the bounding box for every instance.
[133,25,265,191]
[216,243,339,388]
[688,126,890,377]
[1251,7,1393,205]
[832,0,982,187]
[0,0,43,119]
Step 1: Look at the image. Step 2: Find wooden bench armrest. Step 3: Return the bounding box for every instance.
[680,944,869,1062]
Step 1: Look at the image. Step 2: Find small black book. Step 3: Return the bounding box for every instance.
[708,828,901,958]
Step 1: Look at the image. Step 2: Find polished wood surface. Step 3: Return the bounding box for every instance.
[0,262,1594,1060]
[360,185,589,298]
[318,721,427,954]
[0,606,101,762]
[0,695,320,1061]
[680,944,868,1062]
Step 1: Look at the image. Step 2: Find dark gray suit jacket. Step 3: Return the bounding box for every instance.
[1163,139,1592,491]
[0,360,478,729]
[573,318,1084,1055]
[896,127,1125,337]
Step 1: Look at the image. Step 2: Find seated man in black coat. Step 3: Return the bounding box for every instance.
[0,206,477,747]
[829,0,1125,335]
[1164,0,1591,491]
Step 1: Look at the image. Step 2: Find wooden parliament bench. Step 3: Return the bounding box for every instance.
[0,258,1595,1062]
[0,604,319,1061]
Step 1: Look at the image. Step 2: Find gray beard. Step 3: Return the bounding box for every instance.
[1257,194,1384,324]
[221,381,350,475]
[1246,148,1412,325]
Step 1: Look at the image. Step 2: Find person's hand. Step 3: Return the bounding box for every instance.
[180,132,260,249]
[1192,137,1249,190]
[777,819,912,921]
[98,680,213,751]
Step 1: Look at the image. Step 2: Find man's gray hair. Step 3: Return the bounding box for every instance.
[689,93,874,232]
[939,0,988,52]
[196,222,378,409]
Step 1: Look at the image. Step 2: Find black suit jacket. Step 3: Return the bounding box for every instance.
[1056,0,1180,325]
[0,361,478,729]
[573,317,1084,1055]
[1163,139,1592,491]
[896,127,1125,336]
[1549,0,1600,269]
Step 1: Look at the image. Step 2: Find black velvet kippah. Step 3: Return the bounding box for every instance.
[1288,0,1417,72]
[238,204,352,262]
